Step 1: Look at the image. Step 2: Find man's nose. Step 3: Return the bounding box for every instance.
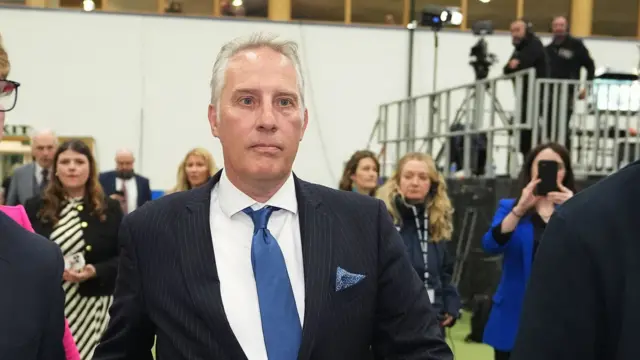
[256,102,277,130]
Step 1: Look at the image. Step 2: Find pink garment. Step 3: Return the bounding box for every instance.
[0,205,81,360]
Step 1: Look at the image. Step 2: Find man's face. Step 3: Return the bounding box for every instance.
[32,134,57,168]
[510,21,526,45]
[115,153,135,179]
[552,17,568,37]
[208,47,308,183]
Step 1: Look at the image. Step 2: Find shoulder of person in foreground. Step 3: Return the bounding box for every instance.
[1,214,66,359]
[510,162,640,360]
[299,180,454,359]
[121,188,197,234]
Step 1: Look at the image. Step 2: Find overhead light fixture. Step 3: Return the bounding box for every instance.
[82,0,95,11]
[231,0,243,6]
[479,0,491,3]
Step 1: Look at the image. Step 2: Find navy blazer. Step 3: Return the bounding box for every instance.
[99,171,152,209]
[0,211,66,360]
[93,171,453,360]
[481,198,535,352]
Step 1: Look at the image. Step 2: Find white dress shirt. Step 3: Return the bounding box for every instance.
[210,170,305,360]
[115,176,138,213]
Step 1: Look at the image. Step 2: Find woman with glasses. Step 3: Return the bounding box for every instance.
[0,34,80,360]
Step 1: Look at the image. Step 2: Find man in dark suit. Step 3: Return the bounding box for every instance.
[511,160,640,360]
[0,211,66,360]
[93,32,452,360]
[99,149,152,214]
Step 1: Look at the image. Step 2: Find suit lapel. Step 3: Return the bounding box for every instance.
[175,171,246,360]
[295,178,335,360]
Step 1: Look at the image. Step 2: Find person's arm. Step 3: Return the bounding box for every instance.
[482,200,522,254]
[37,244,66,360]
[92,216,156,360]
[510,213,600,360]
[372,200,453,360]
[91,200,124,284]
[513,39,545,70]
[439,245,461,321]
[576,39,596,81]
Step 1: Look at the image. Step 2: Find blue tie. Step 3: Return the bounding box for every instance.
[243,206,302,360]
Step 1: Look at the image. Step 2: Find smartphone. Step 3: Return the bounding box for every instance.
[64,253,86,272]
[536,160,559,196]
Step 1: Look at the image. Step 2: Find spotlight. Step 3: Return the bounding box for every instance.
[420,5,463,30]
[82,0,95,11]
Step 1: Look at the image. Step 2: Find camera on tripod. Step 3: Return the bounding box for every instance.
[469,20,497,81]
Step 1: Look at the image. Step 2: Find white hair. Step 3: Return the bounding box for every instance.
[209,32,306,118]
[30,128,57,144]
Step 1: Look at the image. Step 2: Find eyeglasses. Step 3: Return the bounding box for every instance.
[0,80,20,112]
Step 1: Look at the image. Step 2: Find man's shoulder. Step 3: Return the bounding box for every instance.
[558,161,640,223]
[298,180,382,215]
[126,188,193,225]
[99,171,115,179]
[135,174,150,183]
[13,163,33,177]
[0,212,62,269]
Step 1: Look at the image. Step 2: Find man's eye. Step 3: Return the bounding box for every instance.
[279,99,292,106]
[240,98,253,105]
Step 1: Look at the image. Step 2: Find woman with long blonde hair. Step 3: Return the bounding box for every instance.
[377,152,461,335]
[169,147,218,193]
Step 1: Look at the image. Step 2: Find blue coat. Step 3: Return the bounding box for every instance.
[482,198,535,352]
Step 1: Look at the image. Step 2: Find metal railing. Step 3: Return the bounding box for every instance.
[368,69,640,179]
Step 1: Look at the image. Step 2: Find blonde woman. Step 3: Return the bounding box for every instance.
[377,152,461,335]
[168,147,218,193]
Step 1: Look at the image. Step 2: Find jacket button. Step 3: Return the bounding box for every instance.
[81,222,88,228]
[86,245,92,252]
[77,205,84,211]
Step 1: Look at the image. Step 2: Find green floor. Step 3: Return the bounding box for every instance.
[152,311,493,359]
[446,311,493,360]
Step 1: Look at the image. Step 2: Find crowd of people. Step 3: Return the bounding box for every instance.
[0,16,638,360]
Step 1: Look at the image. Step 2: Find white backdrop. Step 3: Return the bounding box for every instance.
[1,6,638,189]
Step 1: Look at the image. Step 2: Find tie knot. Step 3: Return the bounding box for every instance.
[42,168,49,177]
[243,206,279,230]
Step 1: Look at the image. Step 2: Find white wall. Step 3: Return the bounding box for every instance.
[1,6,638,189]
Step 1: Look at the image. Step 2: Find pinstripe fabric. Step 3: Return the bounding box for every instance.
[93,171,453,360]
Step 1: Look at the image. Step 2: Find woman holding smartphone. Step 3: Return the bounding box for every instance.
[481,143,576,360]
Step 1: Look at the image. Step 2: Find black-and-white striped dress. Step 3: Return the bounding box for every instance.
[51,198,113,360]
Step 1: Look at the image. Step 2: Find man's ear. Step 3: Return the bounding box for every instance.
[300,108,309,141]
[208,104,219,138]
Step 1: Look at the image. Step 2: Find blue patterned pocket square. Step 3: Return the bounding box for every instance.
[336,266,366,291]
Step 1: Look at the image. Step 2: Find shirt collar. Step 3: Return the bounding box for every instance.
[217,169,297,218]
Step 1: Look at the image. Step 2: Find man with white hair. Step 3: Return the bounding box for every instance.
[93,33,452,360]
[6,128,58,205]
[99,148,152,214]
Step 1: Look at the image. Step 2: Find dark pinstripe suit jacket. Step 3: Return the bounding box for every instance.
[92,171,452,360]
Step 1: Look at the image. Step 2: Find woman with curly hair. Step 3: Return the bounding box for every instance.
[377,152,461,336]
[25,139,123,360]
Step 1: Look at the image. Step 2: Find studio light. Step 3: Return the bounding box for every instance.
[82,0,95,11]
[420,5,463,30]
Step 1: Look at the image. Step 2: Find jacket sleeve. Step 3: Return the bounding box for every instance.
[92,216,156,360]
[576,39,595,80]
[482,199,516,254]
[511,212,600,360]
[37,244,66,360]
[372,200,453,360]
[513,38,546,71]
[439,245,461,319]
[93,199,124,285]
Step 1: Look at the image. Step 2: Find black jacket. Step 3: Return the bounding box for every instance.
[92,172,453,360]
[511,159,640,360]
[504,32,549,80]
[25,195,123,297]
[0,211,66,360]
[546,35,595,81]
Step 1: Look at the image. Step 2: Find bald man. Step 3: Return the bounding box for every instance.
[503,19,549,156]
[99,149,152,214]
[6,129,58,205]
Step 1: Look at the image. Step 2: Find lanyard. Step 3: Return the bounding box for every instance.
[410,206,429,281]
